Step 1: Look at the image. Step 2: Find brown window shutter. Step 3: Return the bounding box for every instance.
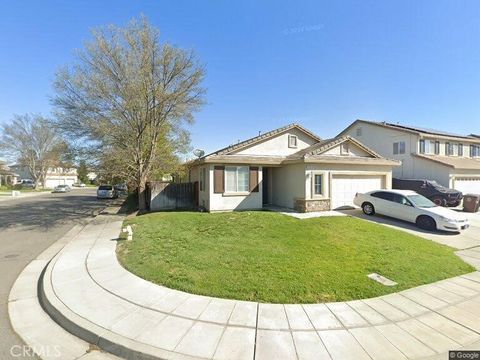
[249,167,259,192]
[214,166,224,193]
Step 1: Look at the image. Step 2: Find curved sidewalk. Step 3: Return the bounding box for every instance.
[41,215,480,360]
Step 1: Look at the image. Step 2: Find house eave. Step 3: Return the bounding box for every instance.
[192,155,400,167]
[413,154,480,170]
[195,155,285,166]
[302,157,401,166]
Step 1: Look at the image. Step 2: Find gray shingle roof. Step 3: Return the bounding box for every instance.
[343,119,479,141]
[204,123,321,157]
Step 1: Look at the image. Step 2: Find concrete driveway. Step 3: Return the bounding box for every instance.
[342,209,480,269]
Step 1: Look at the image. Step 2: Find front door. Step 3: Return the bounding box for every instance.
[262,168,269,205]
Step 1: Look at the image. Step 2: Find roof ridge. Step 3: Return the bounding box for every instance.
[205,123,320,157]
[353,119,479,140]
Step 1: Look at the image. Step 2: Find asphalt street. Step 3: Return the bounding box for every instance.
[0,189,108,359]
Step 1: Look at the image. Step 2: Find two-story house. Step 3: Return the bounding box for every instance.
[339,120,480,194]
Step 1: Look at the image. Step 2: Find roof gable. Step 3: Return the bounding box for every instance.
[292,136,383,159]
[206,123,321,157]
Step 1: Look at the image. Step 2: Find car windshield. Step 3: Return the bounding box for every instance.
[99,185,112,190]
[406,194,437,208]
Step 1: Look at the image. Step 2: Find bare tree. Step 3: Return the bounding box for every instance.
[0,114,64,188]
[52,16,206,209]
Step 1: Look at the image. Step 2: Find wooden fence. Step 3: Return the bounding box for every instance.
[147,181,197,211]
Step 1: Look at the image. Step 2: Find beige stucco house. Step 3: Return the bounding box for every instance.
[10,165,78,188]
[338,120,480,194]
[188,124,399,212]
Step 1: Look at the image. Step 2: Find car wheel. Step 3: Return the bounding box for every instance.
[362,202,375,216]
[416,215,437,231]
[432,196,447,207]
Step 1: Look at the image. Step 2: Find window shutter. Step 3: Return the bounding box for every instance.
[214,166,224,193]
[249,167,259,192]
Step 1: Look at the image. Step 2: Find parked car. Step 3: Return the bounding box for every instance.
[393,178,462,207]
[97,185,118,199]
[114,183,127,193]
[52,185,72,193]
[20,179,36,188]
[354,189,469,232]
[72,182,86,187]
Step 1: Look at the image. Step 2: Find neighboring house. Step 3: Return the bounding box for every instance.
[188,124,399,212]
[9,165,78,188]
[338,120,480,194]
[0,162,19,186]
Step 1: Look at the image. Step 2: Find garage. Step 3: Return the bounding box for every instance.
[45,177,77,188]
[454,177,480,195]
[331,175,384,209]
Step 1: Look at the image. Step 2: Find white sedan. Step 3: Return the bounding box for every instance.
[52,185,71,193]
[353,189,469,232]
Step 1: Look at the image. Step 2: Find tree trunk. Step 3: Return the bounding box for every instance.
[138,175,148,211]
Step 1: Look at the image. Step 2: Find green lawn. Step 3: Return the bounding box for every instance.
[117,211,473,303]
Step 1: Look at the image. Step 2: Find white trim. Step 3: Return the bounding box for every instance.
[288,134,298,148]
[310,171,328,199]
[222,192,250,197]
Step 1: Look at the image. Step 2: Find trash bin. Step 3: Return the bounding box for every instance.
[463,194,480,213]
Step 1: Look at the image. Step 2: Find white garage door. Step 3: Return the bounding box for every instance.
[331,175,384,209]
[454,178,480,195]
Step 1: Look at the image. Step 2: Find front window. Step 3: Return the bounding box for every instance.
[434,141,440,155]
[471,145,480,157]
[446,142,453,156]
[393,141,406,155]
[314,174,323,195]
[419,139,425,154]
[407,194,436,208]
[458,144,463,156]
[225,166,249,192]
[288,134,298,148]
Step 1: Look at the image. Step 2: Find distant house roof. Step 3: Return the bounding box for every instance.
[339,119,480,142]
[413,154,480,170]
[0,162,17,176]
[204,123,321,157]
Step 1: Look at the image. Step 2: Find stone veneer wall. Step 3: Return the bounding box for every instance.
[294,198,331,213]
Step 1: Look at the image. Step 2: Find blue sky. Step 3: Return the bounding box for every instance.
[1,1,480,155]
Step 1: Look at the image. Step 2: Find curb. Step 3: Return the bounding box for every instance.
[38,223,203,360]
[7,205,119,360]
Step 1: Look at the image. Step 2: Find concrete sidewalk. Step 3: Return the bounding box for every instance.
[34,212,480,360]
[8,219,120,360]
